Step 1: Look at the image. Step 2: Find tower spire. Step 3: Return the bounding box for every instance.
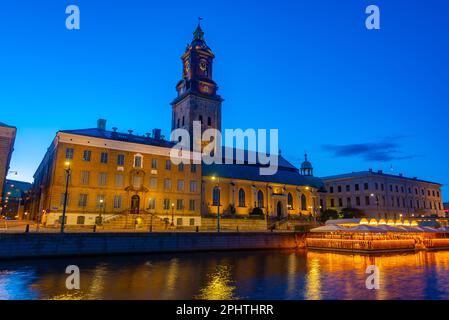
[193,17,204,40]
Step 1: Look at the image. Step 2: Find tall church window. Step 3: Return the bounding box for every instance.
[177,118,180,128]
[287,193,293,210]
[182,116,185,126]
[199,115,203,125]
[207,117,212,126]
[238,188,245,207]
[301,194,307,211]
[257,190,264,208]
[213,187,220,206]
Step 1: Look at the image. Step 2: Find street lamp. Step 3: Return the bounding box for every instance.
[171,202,175,226]
[370,193,380,219]
[60,161,71,233]
[211,176,220,232]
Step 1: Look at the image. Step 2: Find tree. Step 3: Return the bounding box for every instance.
[340,207,365,219]
[319,209,339,223]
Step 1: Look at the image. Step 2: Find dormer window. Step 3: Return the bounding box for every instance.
[134,154,143,168]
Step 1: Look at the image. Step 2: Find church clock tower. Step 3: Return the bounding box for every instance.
[171,22,223,140]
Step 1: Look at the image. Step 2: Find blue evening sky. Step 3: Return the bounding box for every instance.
[0,0,448,200]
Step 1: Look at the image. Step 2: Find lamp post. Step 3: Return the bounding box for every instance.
[60,161,71,233]
[211,176,221,232]
[370,193,380,219]
[171,202,175,226]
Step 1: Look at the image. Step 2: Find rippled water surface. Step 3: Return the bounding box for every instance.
[2,250,449,300]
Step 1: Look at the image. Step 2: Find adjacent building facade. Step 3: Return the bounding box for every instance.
[1,179,32,219]
[322,169,445,218]
[0,122,16,205]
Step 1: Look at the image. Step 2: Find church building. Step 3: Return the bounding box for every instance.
[29,24,324,230]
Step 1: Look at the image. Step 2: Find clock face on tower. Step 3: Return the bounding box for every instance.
[199,60,207,73]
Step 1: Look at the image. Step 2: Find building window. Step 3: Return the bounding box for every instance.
[150,177,157,190]
[151,159,157,169]
[176,199,183,210]
[78,194,88,207]
[182,116,185,126]
[189,218,195,226]
[287,193,293,210]
[134,155,143,168]
[207,117,212,126]
[60,193,70,207]
[355,184,359,191]
[177,118,180,128]
[80,171,90,185]
[191,164,197,173]
[364,183,369,190]
[148,198,156,210]
[301,194,307,210]
[365,196,370,206]
[238,188,245,207]
[98,172,107,186]
[337,186,342,193]
[132,176,142,189]
[401,186,404,193]
[330,198,335,207]
[189,199,195,211]
[164,178,172,190]
[163,199,171,210]
[437,191,440,198]
[347,197,352,207]
[117,154,125,166]
[165,160,171,170]
[346,185,350,192]
[177,179,184,191]
[178,163,184,172]
[96,195,105,208]
[115,174,124,187]
[375,182,378,190]
[356,196,361,206]
[213,187,221,206]
[199,115,203,125]
[190,180,197,193]
[100,152,108,164]
[257,190,264,208]
[395,186,399,193]
[381,184,384,191]
[176,218,183,226]
[329,186,334,193]
[83,150,91,161]
[65,148,74,160]
[76,216,85,225]
[390,185,393,192]
[113,196,122,209]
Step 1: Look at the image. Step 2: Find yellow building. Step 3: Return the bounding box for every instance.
[30,24,325,229]
[31,124,202,227]
[0,122,17,205]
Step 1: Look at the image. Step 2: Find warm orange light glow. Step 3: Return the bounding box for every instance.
[403,220,410,226]
[378,219,386,225]
[359,218,369,225]
[387,219,395,226]
[369,219,378,225]
[411,220,418,227]
[395,220,403,226]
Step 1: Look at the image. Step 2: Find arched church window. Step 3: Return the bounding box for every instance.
[199,115,203,125]
[182,116,185,126]
[238,188,246,207]
[287,193,293,210]
[301,194,307,211]
[177,118,180,128]
[257,190,264,208]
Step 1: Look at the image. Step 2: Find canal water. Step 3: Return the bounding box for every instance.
[1,250,449,300]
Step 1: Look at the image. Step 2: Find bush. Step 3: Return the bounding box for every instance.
[340,207,365,219]
[250,207,264,216]
[319,209,339,223]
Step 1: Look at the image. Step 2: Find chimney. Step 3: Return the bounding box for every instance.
[128,130,134,135]
[145,132,151,138]
[399,173,403,177]
[152,128,161,140]
[378,170,383,174]
[368,168,373,172]
[112,127,118,132]
[97,119,107,130]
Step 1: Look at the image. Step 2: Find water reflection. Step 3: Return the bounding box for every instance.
[2,250,449,300]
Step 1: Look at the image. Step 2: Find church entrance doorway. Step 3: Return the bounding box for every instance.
[131,195,140,214]
[277,201,283,219]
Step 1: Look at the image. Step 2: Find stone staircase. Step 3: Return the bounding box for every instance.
[98,212,170,231]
